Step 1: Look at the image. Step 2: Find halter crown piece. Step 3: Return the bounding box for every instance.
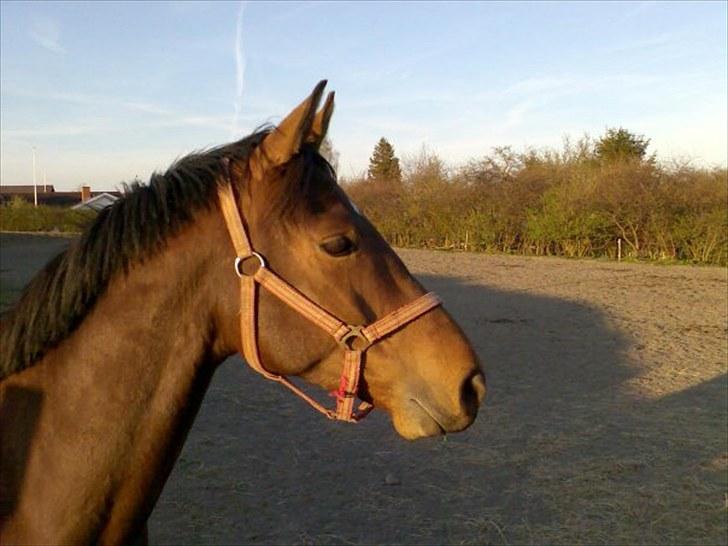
[217,181,441,422]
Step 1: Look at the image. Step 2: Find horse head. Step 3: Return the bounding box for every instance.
[215,81,486,439]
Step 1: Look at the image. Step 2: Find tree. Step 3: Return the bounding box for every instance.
[595,127,651,163]
[459,146,524,186]
[367,137,402,184]
[319,137,340,173]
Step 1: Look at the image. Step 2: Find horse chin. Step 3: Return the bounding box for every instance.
[391,399,448,440]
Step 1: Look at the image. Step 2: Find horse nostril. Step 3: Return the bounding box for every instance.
[461,371,487,413]
[472,371,487,404]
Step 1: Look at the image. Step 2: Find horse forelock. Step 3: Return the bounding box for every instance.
[268,145,339,219]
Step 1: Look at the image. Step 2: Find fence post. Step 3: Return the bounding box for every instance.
[617,238,622,262]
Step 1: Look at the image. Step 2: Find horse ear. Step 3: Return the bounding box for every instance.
[306,91,335,150]
[251,80,327,179]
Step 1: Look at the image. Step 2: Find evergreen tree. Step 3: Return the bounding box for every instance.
[595,127,651,163]
[367,137,402,184]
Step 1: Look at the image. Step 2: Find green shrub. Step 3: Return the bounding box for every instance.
[343,137,727,266]
[0,198,96,233]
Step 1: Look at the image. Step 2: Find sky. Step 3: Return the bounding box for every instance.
[1,1,726,191]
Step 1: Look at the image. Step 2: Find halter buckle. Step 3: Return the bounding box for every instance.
[338,325,371,351]
[234,252,266,278]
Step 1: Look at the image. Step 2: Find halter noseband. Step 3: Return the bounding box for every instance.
[217,183,441,422]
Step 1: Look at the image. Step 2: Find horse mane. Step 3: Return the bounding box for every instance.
[0,129,339,380]
[0,131,281,379]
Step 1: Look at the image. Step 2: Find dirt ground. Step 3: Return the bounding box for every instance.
[1,233,726,545]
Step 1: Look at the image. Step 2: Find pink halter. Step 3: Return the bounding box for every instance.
[218,182,441,422]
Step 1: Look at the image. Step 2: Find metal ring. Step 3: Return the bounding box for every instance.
[338,325,371,350]
[234,252,266,278]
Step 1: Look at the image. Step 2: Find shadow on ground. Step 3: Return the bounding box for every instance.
[1,235,722,544]
[149,273,726,544]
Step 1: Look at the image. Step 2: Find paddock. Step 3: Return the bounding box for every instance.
[1,233,725,545]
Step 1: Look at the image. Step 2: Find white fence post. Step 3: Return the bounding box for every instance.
[617,238,622,262]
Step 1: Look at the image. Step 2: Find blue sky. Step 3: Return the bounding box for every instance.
[1,1,726,191]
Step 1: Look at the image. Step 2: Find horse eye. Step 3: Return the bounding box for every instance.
[320,235,356,257]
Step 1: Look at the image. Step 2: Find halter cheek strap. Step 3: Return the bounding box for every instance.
[217,183,441,422]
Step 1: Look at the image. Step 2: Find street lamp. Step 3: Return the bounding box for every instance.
[32,146,37,207]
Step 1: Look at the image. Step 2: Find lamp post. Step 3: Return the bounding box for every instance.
[32,147,37,207]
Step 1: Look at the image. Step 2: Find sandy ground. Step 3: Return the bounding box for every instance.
[1,234,726,545]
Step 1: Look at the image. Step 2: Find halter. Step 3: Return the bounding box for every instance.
[217,182,441,422]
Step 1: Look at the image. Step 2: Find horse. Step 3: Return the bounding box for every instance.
[0,81,486,545]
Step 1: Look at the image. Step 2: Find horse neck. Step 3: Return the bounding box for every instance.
[1,208,236,543]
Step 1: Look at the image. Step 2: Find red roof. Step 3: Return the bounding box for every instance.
[0,184,57,194]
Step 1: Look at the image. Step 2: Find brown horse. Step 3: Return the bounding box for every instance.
[0,81,485,545]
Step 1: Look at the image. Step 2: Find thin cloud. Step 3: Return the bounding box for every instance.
[2,114,234,139]
[29,18,66,54]
[3,124,112,138]
[2,87,234,133]
[503,100,536,128]
[348,115,431,135]
[6,88,174,117]
[144,115,232,131]
[232,1,247,138]
[621,1,659,21]
[122,101,174,116]
[601,32,677,55]
[504,77,573,95]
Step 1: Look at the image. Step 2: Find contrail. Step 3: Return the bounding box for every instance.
[232,1,247,139]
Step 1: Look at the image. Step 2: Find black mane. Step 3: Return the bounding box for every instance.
[0,131,273,378]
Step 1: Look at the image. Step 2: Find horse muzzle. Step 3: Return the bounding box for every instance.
[392,369,486,440]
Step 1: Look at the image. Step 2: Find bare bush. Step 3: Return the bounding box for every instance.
[344,136,727,266]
